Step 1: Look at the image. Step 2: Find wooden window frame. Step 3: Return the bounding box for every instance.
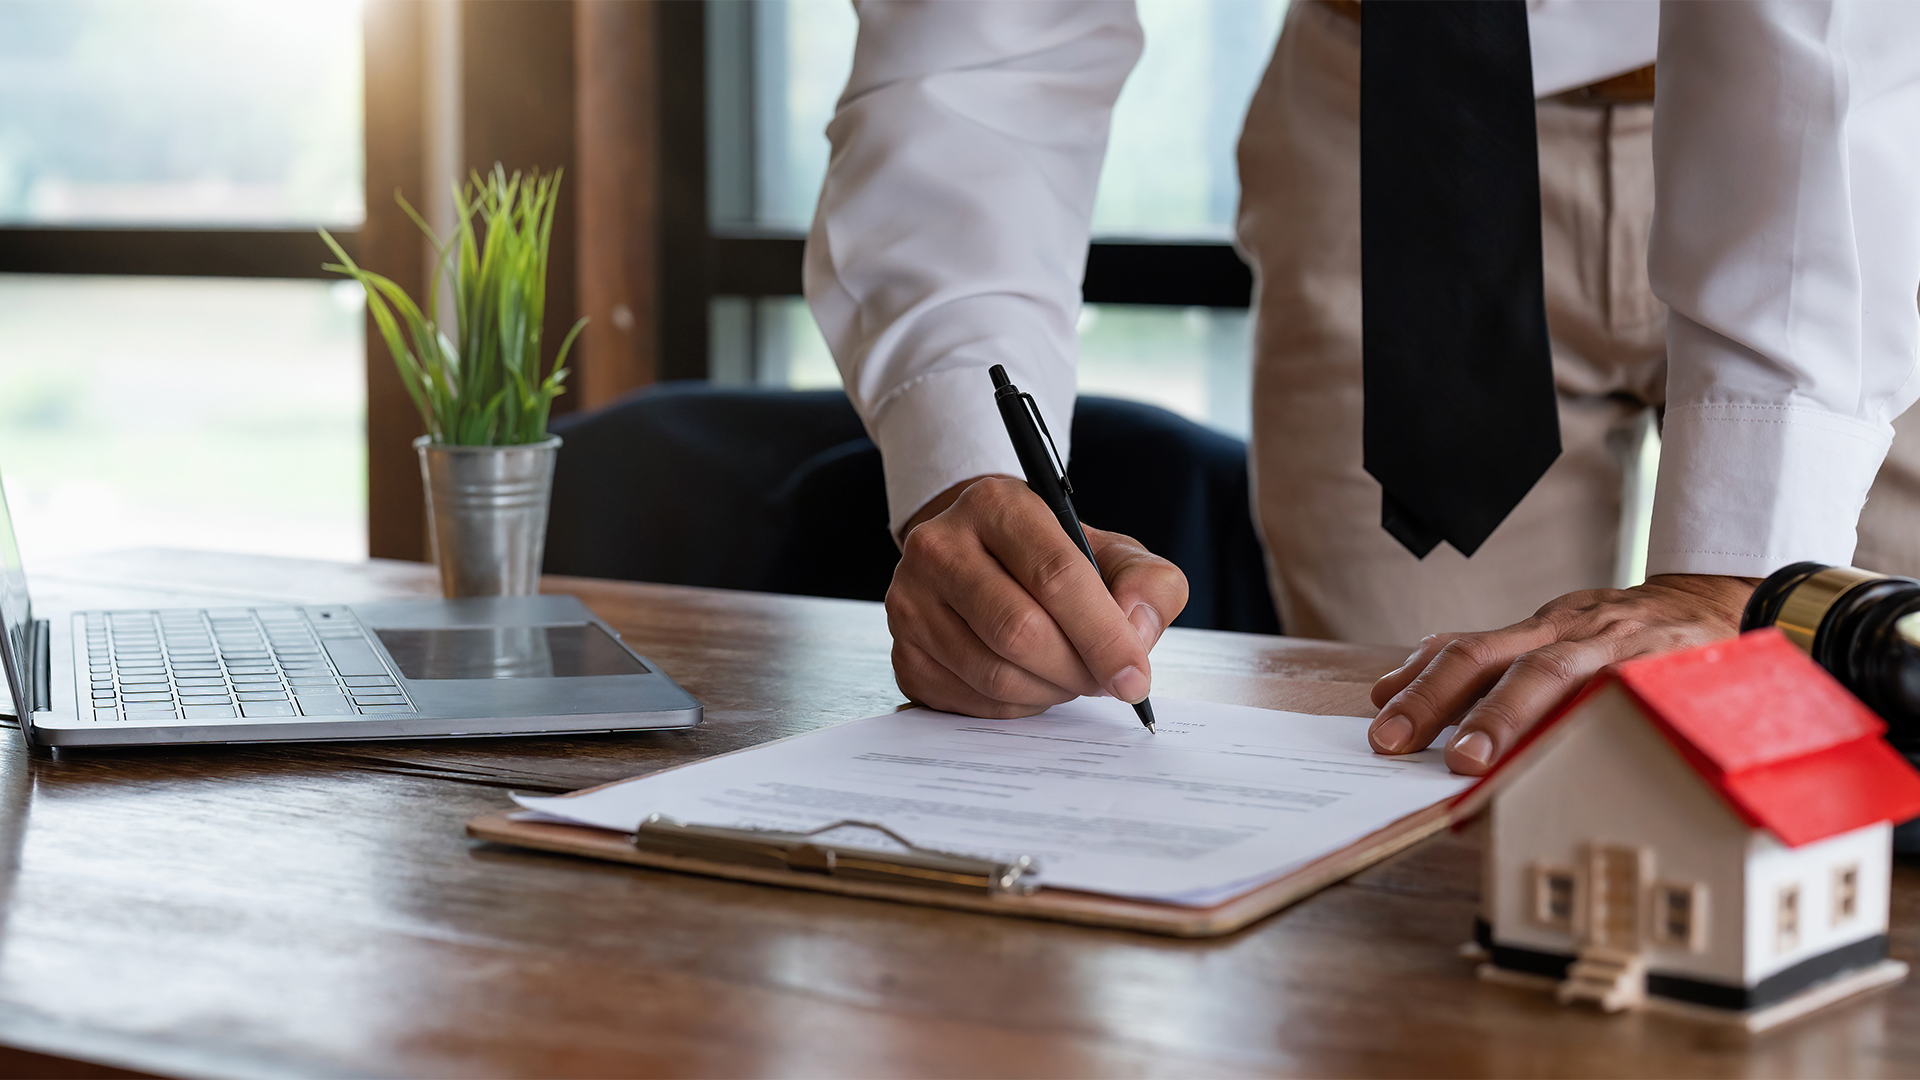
[0,228,356,279]
[361,0,589,561]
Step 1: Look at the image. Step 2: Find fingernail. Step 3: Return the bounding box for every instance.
[1371,714,1413,754]
[1129,604,1163,647]
[1450,730,1494,769]
[1111,665,1150,704]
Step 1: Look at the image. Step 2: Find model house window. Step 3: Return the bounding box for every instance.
[1835,865,1860,924]
[1532,866,1577,930]
[1651,883,1706,951]
[1776,885,1801,953]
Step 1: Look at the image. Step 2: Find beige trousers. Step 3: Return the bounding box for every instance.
[1236,1,1920,647]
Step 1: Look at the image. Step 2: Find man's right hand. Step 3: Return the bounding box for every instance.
[886,476,1190,718]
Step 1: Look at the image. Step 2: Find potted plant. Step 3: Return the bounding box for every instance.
[321,165,584,598]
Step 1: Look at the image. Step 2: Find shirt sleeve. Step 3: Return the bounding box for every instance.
[1646,1,1920,578]
[803,0,1142,539]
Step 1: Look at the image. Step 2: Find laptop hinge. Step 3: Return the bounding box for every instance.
[31,619,49,714]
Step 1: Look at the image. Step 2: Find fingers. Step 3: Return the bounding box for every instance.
[1367,620,1560,757]
[893,639,1056,720]
[1366,576,1757,777]
[888,506,1096,711]
[893,638,1057,719]
[1087,526,1189,651]
[886,477,1181,718]
[970,485,1156,703]
[1443,637,1621,774]
[927,537,1105,699]
[1370,635,1453,709]
[893,594,1082,707]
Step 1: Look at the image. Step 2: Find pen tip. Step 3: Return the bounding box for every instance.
[1146,721,1156,733]
[1135,699,1156,733]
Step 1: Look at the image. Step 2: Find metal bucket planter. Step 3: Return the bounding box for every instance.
[414,435,561,598]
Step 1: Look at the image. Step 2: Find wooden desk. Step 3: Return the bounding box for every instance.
[4,550,1917,1078]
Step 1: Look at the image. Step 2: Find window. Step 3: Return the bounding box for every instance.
[708,0,856,235]
[1835,864,1860,925]
[715,298,1255,440]
[1531,865,1577,931]
[0,1,366,563]
[695,0,1284,435]
[1777,885,1801,953]
[731,0,1285,240]
[1090,0,1291,240]
[1077,306,1254,440]
[706,296,841,391]
[1650,883,1706,952]
[0,0,363,226]
[0,276,366,566]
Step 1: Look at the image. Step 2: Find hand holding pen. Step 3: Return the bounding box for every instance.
[989,366,1158,732]
[878,367,1189,724]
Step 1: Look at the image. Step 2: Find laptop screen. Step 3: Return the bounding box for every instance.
[0,472,31,720]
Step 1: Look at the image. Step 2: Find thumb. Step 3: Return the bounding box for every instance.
[1087,526,1188,650]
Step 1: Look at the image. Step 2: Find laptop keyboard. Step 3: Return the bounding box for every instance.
[80,606,417,723]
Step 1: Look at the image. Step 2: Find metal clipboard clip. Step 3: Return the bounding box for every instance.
[632,815,1041,896]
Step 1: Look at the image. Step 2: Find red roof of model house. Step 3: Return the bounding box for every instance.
[1453,629,1920,848]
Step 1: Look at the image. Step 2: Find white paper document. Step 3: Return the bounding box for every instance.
[514,697,1470,906]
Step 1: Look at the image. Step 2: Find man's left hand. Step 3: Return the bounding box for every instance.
[1367,573,1761,775]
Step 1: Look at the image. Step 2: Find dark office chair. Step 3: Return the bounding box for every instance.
[545,382,1280,634]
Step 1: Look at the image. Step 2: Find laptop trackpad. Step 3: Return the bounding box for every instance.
[373,624,649,681]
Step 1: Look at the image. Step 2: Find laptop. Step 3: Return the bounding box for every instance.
[0,469,702,747]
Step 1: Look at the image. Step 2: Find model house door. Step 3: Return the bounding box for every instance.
[1584,843,1643,950]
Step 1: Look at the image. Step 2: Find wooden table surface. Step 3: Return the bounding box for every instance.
[3,549,1918,1079]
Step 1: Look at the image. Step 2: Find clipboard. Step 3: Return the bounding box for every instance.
[466,789,1456,939]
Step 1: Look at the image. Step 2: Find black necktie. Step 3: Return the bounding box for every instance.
[1360,0,1558,558]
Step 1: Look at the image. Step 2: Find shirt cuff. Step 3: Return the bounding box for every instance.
[870,366,1064,539]
[1646,403,1892,578]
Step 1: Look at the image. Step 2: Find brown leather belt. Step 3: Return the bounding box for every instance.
[1557,64,1655,105]
[1321,0,1654,104]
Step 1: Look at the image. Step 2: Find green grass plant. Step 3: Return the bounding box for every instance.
[321,165,584,446]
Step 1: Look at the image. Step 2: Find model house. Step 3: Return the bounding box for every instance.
[1455,629,1920,1027]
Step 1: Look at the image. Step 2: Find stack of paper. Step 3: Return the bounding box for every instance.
[515,697,1470,908]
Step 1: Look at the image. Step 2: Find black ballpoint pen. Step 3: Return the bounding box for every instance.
[989,364,1157,733]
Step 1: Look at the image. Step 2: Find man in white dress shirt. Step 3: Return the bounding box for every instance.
[804,1,1920,773]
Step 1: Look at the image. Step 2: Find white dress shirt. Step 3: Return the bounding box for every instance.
[1527,0,1656,96]
[805,0,1920,580]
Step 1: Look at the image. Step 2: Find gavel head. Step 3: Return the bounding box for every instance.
[1744,561,1920,749]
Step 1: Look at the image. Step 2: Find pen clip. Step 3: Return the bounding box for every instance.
[1017,392,1074,495]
